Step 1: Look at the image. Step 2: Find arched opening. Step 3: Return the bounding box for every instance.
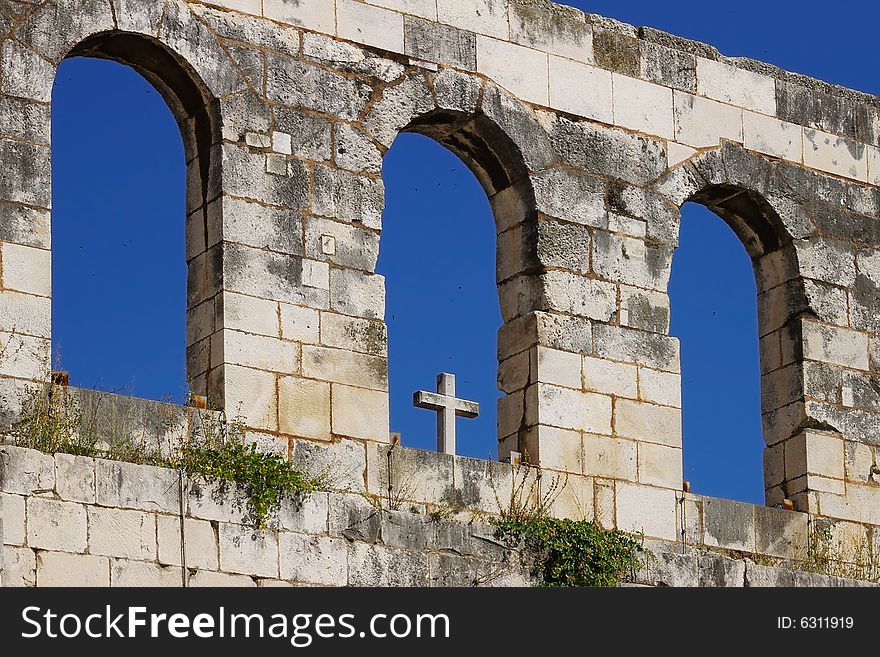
[50,34,221,404]
[671,182,794,504]
[377,106,535,460]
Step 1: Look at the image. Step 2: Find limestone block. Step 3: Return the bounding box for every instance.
[1,41,54,102]
[302,32,405,82]
[1,243,50,297]
[673,91,743,148]
[337,0,404,53]
[637,443,682,488]
[26,497,86,552]
[0,331,50,379]
[754,506,808,559]
[612,74,674,140]
[272,107,332,161]
[802,321,868,370]
[222,144,310,210]
[843,440,874,483]
[638,368,681,408]
[794,237,856,287]
[614,399,681,447]
[531,168,606,228]
[0,92,50,146]
[221,363,278,432]
[818,483,880,525]
[54,454,95,504]
[110,560,184,587]
[784,430,845,481]
[696,57,776,114]
[223,331,299,375]
[381,508,433,550]
[438,0,509,39]
[481,85,556,174]
[96,459,181,514]
[548,56,612,122]
[0,140,51,209]
[280,304,320,343]
[509,0,592,63]
[223,292,278,338]
[305,216,380,271]
[266,53,372,121]
[640,41,696,93]
[582,355,638,398]
[88,507,156,560]
[594,324,680,373]
[702,497,756,552]
[186,477,250,525]
[302,345,387,392]
[521,425,582,473]
[743,111,804,162]
[583,435,637,480]
[607,184,679,246]
[615,483,677,540]
[477,36,548,106]
[3,546,35,587]
[433,68,482,114]
[263,0,336,36]
[550,116,667,186]
[37,552,109,587]
[2,493,25,546]
[364,71,435,145]
[279,533,348,585]
[278,491,329,534]
[334,123,383,175]
[528,383,612,434]
[293,438,367,492]
[0,203,51,251]
[320,312,387,357]
[539,271,616,321]
[219,196,304,256]
[219,523,279,578]
[535,219,591,274]
[349,542,429,586]
[869,146,880,186]
[189,569,256,587]
[619,286,670,334]
[367,444,452,505]
[331,384,389,441]
[498,351,530,393]
[371,0,436,20]
[594,478,615,529]
[278,376,331,440]
[157,515,219,570]
[548,472,594,521]
[804,129,867,181]
[312,165,385,229]
[1,446,54,496]
[592,27,639,77]
[532,346,581,390]
[404,16,476,70]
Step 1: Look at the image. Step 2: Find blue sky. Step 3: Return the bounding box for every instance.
[50,1,878,504]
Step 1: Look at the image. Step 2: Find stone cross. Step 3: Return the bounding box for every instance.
[413,373,479,456]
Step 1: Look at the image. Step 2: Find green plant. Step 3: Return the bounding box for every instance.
[798,522,880,583]
[495,516,643,587]
[175,439,327,529]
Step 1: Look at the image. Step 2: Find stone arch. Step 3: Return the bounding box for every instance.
[653,143,824,505]
[0,0,236,407]
[366,69,548,454]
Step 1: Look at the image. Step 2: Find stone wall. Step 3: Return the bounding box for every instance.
[1,0,880,575]
[1,444,876,586]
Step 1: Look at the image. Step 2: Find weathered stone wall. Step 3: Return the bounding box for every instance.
[1,444,876,587]
[1,0,879,566]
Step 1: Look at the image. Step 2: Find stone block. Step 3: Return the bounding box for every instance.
[531,168,606,228]
[218,196,304,256]
[404,15,476,70]
[477,36,548,106]
[278,491,329,535]
[619,286,670,334]
[637,443,682,489]
[280,304,320,343]
[185,477,250,525]
[26,497,87,553]
[583,435,637,480]
[54,453,96,504]
[521,425,582,473]
[96,459,181,513]
[111,560,184,587]
[331,384,389,441]
[437,0,509,39]
[612,73,674,139]
[743,111,804,162]
[1,243,50,297]
[218,523,279,578]
[381,509,433,550]
[223,292,278,338]
[221,364,278,432]
[305,216,380,271]
[509,0,592,63]
[348,542,429,586]
[539,271,616,321]
[88,507,157,560]
[277,376,331,440]
[696,57,776,114]
[2,493,25,546]
[302,345,388,391]
[594,324,680,373]
[614,399,681,447]
[157,515,219,570]
[674,91,743,148]
[3,545,35,587]
[528,383,612,435]
[615,483,677,540]
[36,552,109,587]
[533,346,581,389]
[279,533,348,586]
[329,268,386,320]
[582,355,638,398]
[320,312,386,357]
[804,129,867,181]
[263,0,335,33]
[802,321,868,370]
[293,439,367,493]
[368,444,454,505]
[1,446,54,496]
[549,56,612,122]
[222,330,299,375]
[337,0,404,53]
[703,497,756,552]
[640,41,696,92]
[188,569,256,587]
[754,506,808,559]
